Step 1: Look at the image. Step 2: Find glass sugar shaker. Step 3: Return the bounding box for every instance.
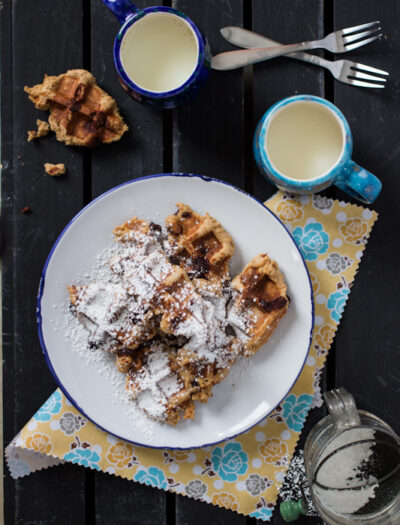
[303,387,400,524]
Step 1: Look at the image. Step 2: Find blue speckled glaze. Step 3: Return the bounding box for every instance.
[253,95,382,204]
[102,1,211,109]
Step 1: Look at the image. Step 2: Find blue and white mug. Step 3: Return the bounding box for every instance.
[253,95,382,204]
[102,0,211,109]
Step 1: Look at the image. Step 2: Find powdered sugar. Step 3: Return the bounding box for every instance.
[64,218,259,427]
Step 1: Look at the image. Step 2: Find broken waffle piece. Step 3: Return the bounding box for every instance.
[27,119,50,142]
[165,203,234,281]
[44,163,66,176]
[228,253,289,356]
[68,283,156,351]
[24,69,128,147]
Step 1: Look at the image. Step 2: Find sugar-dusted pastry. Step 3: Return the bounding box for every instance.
[25,69,128,147]
[165,203,234,281]
[67,205,289,425]
[125,341,236,425]
[228,253,289,356]
[68,283,157,351]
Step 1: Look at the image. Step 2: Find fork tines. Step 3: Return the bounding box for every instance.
[348,62,389,89]
[342,21,383,51]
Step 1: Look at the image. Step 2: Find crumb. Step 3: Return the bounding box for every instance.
[27,119,50,142]
[21,206,31,214]
[44,163,66,176]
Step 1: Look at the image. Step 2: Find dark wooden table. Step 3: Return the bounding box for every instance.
[2,1,399,523]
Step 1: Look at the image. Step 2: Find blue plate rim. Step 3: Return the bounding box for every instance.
[37,173,315,450]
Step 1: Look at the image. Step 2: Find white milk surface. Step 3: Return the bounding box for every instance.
[120,12,198,93]
[266,102,344,181]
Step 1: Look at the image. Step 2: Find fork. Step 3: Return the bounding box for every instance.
[220,26,388,88]
[212,21,383,71]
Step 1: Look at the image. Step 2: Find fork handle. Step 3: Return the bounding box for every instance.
[220,27,331,69]
[212,42,311,70]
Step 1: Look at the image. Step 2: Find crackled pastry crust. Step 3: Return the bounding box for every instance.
[229,253,289,356]
[165,203,234,281]
[24,69,128,147]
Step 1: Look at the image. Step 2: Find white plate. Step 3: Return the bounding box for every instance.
[38,174,313,449]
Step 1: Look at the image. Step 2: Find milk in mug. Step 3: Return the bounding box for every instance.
[265,102,344,181]
[120,12,199,93]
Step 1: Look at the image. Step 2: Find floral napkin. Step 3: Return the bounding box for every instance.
[5,192,377,521]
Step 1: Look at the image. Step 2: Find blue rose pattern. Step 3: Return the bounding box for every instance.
[327,287,350,323]
[34,391,62,422]
[250,507,273,520]
[63,448,101,471]
[292,222,329,261]
[282,394,314,432]
[134,466,168,490]
[211,442,248,482]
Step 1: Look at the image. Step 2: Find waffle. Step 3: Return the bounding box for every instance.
[228,253,289,356]
[25,69,128,147]
[68,205,290,425]
[165,203,234,281]
[68,284,156,351]
[125,342,234,425]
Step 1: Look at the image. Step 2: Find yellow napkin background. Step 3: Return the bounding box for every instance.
[5,192,377,521]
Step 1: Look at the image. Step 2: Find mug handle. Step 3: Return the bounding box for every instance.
[334,160,382,204]
[324,387,361,430]
[102,0,139,23]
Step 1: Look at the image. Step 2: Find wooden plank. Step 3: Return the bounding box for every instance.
[333,0,400,434]
[89,1,168,523]
[172,0,247,517]
[250,2,326,524]
[90,0,164,199]
[172,0,247,523]
[2,2,15,523]
[2,0,88,522]
[172,0,246,188]
[94,475,167,524]
[176,494,246,525]
[251,0,325,202]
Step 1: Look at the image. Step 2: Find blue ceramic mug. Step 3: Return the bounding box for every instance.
[102,0,211,109]
[253,95,382,204]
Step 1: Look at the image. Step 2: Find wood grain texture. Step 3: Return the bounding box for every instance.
[333,0,400,434]
[172,1,247,523]
[2,0,87,523]
[176,494,247,525]
[90,0,164,198]
[90,1,168,523]
[251,0,325,201]
[3,1,399,524]
[250,2,326,523]
[172,0,245,188]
